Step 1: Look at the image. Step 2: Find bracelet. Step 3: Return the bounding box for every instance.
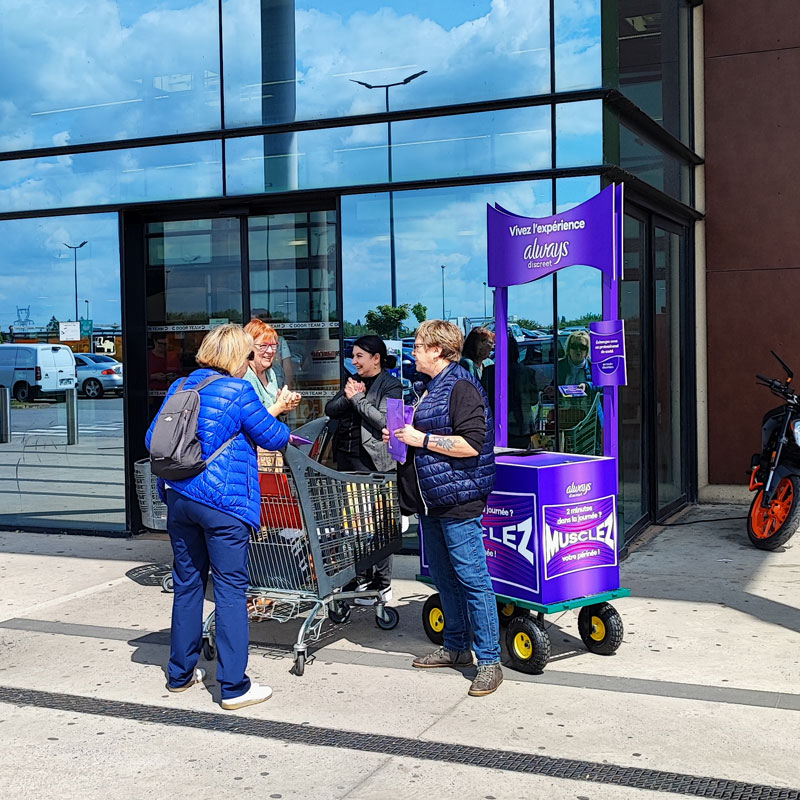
[423,433,431,450]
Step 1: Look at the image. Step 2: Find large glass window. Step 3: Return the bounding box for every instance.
[222,0,552,128]
[0,213,124,531]
[0,141,223,214]
[617,0,692,144]
[620,213,645,534]
[654,223,685,510]
[0,1,221,153]
[555,0,602,91]
[555,100,603,168]
[226,106,553,196]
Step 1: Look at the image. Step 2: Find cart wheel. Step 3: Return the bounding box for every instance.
[506,615,550,674]
[578,603,624,655]
[202,637,216,661]
[328,601,351,625]
[293,651,306,677]
[422,594,445,645]
[161,573,174,593]
[497,601,528,627]
[376,605,399,630]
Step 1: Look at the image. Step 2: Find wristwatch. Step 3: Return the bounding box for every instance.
[423,433,431,450]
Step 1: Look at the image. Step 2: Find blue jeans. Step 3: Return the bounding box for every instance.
[421,515,501,665]
[166,491,252,699]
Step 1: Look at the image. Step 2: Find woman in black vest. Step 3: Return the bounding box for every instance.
[325,335,402,601]
[385,320,503,698]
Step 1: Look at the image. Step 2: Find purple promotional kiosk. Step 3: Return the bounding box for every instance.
[418,185,630,674]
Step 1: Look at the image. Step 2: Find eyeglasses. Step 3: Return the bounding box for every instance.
[412,341,427,352]
[569,345,588,353]
[254,342,279,352]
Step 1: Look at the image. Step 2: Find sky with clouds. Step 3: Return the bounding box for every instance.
[0,0,603,331]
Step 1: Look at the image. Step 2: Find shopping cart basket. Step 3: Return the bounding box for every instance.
[134,458,167,531]
[201,442,402,676]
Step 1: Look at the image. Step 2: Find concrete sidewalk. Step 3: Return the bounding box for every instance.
[0,503,799,799]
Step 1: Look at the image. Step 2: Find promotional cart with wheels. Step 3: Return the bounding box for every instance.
[418,184,630,673]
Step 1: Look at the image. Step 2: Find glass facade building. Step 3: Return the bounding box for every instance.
[0,1,701,543]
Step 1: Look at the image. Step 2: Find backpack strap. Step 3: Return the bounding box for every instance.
[192,373,226,392]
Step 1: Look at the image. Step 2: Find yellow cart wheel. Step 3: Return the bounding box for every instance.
[505,616,550,674]
[578,603,624,655]
[422,593,445,645]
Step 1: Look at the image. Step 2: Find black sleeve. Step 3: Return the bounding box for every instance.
[324,389,350,419]
[448,380,487,454]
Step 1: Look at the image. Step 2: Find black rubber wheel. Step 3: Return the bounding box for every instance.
[202,637,216,661]
[747,476,800,550]
[83,378,104,399]
[497,600,528,627]
[328,600,351,625]
[293,652,306,677]
[13,382,30,403]
[161,573,174,593]
[578,603,624,655]
[421,593,445,645]
[506,615,550,674]
[375,605,399,630]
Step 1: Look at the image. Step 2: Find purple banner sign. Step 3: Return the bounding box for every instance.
[590,319,627,387]
[482,492,540,603]
[541,494,617,581]
[487,184,615,288]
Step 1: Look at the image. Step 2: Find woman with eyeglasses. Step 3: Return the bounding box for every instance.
[557,330,595,395]
[242,318,302,417]
[145,324,291,711]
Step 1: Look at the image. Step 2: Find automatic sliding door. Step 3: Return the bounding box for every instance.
[145,218,243,412]
[247,210,339,425]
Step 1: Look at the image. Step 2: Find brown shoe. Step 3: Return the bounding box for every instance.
[468,664,503,696]
[413,645,473,669]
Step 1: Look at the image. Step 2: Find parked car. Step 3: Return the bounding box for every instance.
[74,353,123,398]
[0,343,76,402]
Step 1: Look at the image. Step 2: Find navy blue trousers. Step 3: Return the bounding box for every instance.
[166,491,251,699]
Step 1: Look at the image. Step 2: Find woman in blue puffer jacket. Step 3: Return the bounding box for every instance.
[146,324,290,711]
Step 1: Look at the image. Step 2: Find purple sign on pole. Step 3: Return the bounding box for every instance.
[590,319,627,387]
[487,185,615,288]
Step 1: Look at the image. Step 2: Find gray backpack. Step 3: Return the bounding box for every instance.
[149,374,236,481]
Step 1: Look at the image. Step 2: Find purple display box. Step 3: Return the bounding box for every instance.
[419,451,620,606]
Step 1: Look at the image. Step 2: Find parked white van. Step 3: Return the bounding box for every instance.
[0,343,77,402]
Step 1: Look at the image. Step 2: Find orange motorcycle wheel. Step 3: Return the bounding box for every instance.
[747,475,800,550]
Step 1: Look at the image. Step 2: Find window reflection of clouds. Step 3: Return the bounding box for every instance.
[223,0,552,127]
[0,141,222,213]
[554,0,602,92]
[555,100,602,168]
[342,180,552,326]
[0,214,120,331]
[0,1,220,152]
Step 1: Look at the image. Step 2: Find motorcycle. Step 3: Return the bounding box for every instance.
[747,351,800,549]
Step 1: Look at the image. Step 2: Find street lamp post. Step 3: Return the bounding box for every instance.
[351,70,427,307]
[441,264,446,320]
[483,281,487,320]
[63,240,87,321]
[84,300,89,320]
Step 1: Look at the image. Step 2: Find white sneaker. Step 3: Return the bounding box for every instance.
[220,682,273,710]
[167,667,206,693]
[354,586,392,606]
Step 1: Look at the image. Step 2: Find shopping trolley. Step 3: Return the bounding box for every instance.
[201,441,402,676]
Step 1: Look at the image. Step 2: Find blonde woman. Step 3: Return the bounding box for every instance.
[146,324,290,711]
[557,330,595,394]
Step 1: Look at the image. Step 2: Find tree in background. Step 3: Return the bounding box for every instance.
[411,302,427,325]
[364,304,410,339]
[46,316,59,333]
